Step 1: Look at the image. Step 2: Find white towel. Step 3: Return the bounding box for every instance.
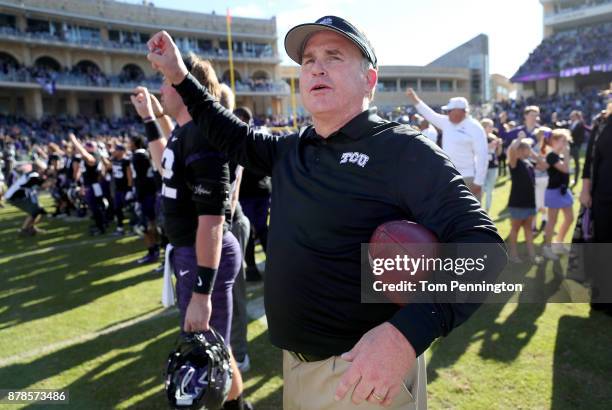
[162,243,175,307]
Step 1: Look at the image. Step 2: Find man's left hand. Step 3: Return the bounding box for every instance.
[130,86,154,119]
[335,322,416,407]
[184,293,212,333]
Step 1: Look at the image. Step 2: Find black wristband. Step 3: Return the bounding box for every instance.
[194,266,218,294]
[144,120,162,142]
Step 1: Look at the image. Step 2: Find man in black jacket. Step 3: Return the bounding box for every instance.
[569,110,586,187]
[146,16,507,410]
[580,99,612,315]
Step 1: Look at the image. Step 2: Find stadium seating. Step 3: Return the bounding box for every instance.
[513,22,611,78]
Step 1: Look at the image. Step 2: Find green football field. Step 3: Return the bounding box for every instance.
[0,172,610,410]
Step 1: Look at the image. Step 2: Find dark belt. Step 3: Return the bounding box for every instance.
[289,351,330,363]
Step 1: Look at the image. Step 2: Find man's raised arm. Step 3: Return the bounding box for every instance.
[146,31,285,176]
[406,88,449,130]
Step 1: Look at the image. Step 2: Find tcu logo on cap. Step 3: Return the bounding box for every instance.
[317,17,333,25]
[340,152,369,168]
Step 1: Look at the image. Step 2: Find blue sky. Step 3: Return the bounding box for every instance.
[145,0,543,78]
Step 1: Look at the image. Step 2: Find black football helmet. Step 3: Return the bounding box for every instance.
[164,328,233,410]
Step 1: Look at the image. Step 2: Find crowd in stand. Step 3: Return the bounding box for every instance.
[0,114,145,145]
[513,21,611,77]
[0,112,309,147]
[0,58,162,89]
[0,56,287,92]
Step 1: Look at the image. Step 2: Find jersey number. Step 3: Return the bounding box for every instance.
[112,165,124,179]
[161,149,175,180]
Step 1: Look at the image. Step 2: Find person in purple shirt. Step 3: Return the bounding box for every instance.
[500,105,540,148]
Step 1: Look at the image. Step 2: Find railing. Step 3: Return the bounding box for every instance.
[0,69,290,94]
[231,81,290,94]
[544,0,612,17]
[0,26,278,61]
[0,70,159,89]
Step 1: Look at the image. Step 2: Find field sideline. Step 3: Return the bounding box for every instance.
[0,172,610,409]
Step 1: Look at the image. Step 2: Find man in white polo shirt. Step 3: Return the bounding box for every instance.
[406,88,488,200]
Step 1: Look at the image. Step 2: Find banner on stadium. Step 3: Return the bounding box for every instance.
[593,63,612,73]
[511,72,557,82]
[513,61,612,82]
[560,66,591,77]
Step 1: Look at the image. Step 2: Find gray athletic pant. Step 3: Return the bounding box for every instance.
[230,203,250,361]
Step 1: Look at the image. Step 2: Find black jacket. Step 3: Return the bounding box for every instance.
[571,121,586,146]
[583,115,612,200]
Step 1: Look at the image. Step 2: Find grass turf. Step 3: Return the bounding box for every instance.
[0,171,610,409]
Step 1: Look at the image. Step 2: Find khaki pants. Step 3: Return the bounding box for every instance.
[282,350,427,410]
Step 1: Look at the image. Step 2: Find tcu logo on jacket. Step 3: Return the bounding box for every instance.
[339,152,369,168]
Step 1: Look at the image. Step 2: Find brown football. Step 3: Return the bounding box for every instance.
[368,220,439,305]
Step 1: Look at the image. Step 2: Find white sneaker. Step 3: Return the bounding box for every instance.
[552,243,570,255]
[237,354,251,373]
[542,246,559,260]
[132,225,145,237]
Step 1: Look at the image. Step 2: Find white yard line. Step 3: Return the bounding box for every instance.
[0,308,176,367]
[0,295,267,367]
